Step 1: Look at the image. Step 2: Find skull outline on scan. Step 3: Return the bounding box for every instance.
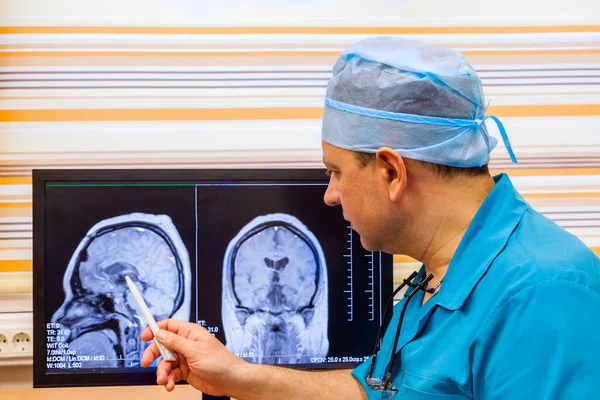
[50,212,191,368]
[222,213,329,365]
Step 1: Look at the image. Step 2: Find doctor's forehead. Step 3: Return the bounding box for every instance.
[321,142,348,164]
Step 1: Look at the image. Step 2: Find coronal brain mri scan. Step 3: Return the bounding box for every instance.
[50,212,191,368]
[221,213,329,364]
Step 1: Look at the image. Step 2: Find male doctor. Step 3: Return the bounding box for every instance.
[141,36,600,399]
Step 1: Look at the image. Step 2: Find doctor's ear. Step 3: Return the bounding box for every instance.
[375,147,407,201]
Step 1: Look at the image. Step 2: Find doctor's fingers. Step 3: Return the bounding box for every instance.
[140,340,183,369]
[140,327,155,342]
[156,357,176,386]
[140,341,161,368]
[163,366,184,392]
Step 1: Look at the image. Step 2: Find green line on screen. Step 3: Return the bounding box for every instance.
[46,183,197,187]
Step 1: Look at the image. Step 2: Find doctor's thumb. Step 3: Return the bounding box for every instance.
[155,329,194,356]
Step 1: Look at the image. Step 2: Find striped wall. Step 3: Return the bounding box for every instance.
[1,0,599,299]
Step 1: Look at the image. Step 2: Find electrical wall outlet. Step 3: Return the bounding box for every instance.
[12,332,32,354]
[0,312,33,366]
[0,334,9,355]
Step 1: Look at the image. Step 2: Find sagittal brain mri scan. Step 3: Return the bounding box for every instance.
[50,212,191,368]
[222,213,329,364]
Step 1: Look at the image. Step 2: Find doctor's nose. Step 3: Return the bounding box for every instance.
[324,180,341,207]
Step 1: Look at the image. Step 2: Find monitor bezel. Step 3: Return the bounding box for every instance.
[32,168,393,388]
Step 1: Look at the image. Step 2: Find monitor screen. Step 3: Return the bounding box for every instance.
[32,168,393,388]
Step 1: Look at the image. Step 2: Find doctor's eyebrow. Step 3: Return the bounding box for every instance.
[322,158,338,168]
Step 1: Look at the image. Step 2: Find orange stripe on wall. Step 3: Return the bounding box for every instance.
[0,177,32,185]
[1,104,598,122]
[491,104,600,117]
[0,260,31,273]
[0,108,322,122]
[0,202,32,208]
[1,26,599,35]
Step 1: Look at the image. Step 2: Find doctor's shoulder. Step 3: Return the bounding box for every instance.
[468,205,600,398]
[476,203,599,304]
[509,205,600,290]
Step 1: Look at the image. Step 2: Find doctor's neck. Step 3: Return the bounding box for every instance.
[392,162,496,286]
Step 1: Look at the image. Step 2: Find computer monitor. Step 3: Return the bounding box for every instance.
[32,168,394,388]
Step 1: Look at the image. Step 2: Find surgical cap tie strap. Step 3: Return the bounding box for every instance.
[480,115,518,163]
[325,97,518,164]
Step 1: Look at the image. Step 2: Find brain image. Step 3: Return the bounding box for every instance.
[50,213,191,368]
[222,213,329,364]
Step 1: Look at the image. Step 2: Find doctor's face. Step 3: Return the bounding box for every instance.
[321,141,390,252]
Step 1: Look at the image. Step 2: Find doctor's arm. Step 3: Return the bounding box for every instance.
[232,364,368,400]
[140,319,368,400]
[472,279,600,399]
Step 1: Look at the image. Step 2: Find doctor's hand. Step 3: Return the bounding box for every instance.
[140,318,247,396]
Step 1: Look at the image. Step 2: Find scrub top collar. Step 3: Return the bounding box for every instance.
[412,173,529,311]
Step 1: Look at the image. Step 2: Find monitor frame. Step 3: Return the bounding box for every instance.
[32,168,393,388]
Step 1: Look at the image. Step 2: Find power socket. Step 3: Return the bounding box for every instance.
[12,332,32,354]
[0,312,33,365]
[0,334,9,355]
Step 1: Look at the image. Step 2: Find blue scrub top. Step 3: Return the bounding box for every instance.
[352,173,600,399]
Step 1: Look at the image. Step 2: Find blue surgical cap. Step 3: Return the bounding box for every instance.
[321,36,517,168]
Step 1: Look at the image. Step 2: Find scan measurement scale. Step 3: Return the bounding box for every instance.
[365,252,376,321]
[344,224,354,321]
[345,225,382,324]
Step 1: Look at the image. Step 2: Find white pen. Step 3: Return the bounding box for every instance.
[125,275,176,362]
